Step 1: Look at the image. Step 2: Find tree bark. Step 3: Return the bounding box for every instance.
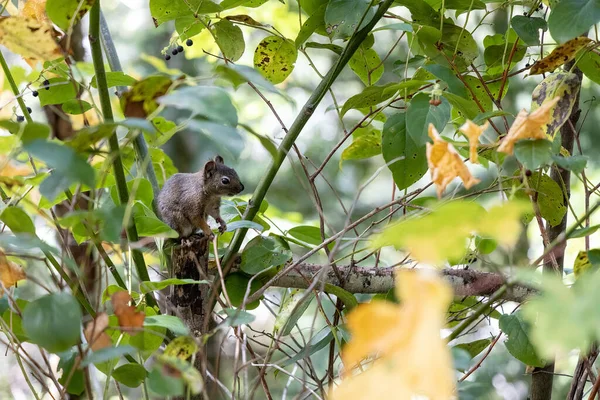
[530,61,583,400]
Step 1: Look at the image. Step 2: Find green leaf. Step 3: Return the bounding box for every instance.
[215,64,285,98]
[140,278,209,294]
[395,0,442,27]
[295,4,327,47]
[519,172,567,227]
[589,249,600,267]
[22,293,82,353]
[0,120,50,143]
[349,45,383,85]
[58,351,85,395]
[406,93,450,145]
[454,338,492,359]
[510,16,547,46]
[341,132,382,161]
[150,0,221,25]
[225,220,264,232]
[514,139,552,170]
[442,92,479,120]
[222,308,256,327]
[24,139,96,200]
[324,0,374,40]
[483,32,526,77]
[240,236,292,274]
[135,215,178,238]
[46,0,95,31]
[499,313,545,367]
[288,225,324,246]
[144,315,189,336]
[0,207,35,235]
[62,99,93,115]
[187,120,244,159]
[213,19,245,62]
[224,273,261,310]
[423,64,467,97]
[81,345,137,367]
[157,86,238,126]
[275,290,313,336]
[37,78,77,106]
[129,307,165,357]
[382,113,427,191]
[548,0,600,43]
[551,155,588,174]
[113,364,147,388]
[323,284,358,310]
[577,50,600,85]
[175,15,206,40]
[148,364,185,397]
[568,225,600,239]
[373,22,413,33]
[254,36,298,84]
[91,72,137,89]
[280,326,333,367]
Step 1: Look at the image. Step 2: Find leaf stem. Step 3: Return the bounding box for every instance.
[89,1,156,307]
[0,51,33,123]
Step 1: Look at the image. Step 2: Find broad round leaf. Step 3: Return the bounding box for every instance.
[213,20,245,62]
[254,36,297,84]
[46,0,95,32]
[22,293,82,353]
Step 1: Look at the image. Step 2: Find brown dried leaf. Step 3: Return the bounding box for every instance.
[459,120,489,164]
[111,291,145,335]
[225,15,264,27]
[529,37,592,75]
[0,251,25,293]
[497,96,560,155]
[0,16,62,62]
[426,124,480,198]
[84,312,112,351]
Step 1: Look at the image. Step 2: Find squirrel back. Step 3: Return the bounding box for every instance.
[157,155,244,238]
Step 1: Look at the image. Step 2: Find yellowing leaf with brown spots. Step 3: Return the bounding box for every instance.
[19,0,50,24]
[529,37,592,75]
[111,291,145,335]
[498,96,560,155]
[0,17,62,62]
[331,270,455,400]
[459,120,489,164]
[0,251,25,293]
[427,123,480,198]
[84,312,112,351]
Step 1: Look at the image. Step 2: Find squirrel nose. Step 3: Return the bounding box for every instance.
[240,183,245,191]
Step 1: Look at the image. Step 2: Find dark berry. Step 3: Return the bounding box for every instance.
[525,169,532,177]
[177,45,184,52]
[165,54,171,61]
[43,79,50,90]
[26,107,32,113]
[186,39,193,46]
[172,49,178,55]
[525,63,530,67]
[32,90,38,97]
[16,115,24,122]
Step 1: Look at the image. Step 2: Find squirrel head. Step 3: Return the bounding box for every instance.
[202,155,244,196]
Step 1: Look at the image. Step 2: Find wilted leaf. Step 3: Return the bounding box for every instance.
[111,291,145,335]
[330,270,454,400]
[498,97,560,154]
[164,336,198,360]
[0,251,25,293]
[121,76,173,118]
[529,37,592,75]
[458,120,489,164]
[427,124,480,198]
[20,0,49,23]
[84,312,112,351]
[0,17,62,62]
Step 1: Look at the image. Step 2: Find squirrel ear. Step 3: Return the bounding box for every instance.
[214,155,224,164]
[204,160,217,178]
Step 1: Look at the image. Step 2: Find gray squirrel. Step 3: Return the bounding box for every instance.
[157,155,244,239]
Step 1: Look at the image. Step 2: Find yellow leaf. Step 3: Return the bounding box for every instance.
[164,336,199,361]
[427,123,480,198]
[19,0,50,24]
[529,37,592,75]
[83,312,112,351]
[459,120,489,164]
[331,270,455,400]
[0,251,26,292]
[497,96,560,155]
[573,251,598,279]
[0,16,62,62]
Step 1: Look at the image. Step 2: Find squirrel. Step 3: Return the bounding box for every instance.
[157,155,244,239]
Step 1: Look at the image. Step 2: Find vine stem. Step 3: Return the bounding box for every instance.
[222,0,395,265]
[89,1,156,307]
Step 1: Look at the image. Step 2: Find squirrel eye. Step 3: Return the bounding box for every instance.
[221,177,230,185]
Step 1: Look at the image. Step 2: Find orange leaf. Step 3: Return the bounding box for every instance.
[529,37,592,75]
[331,270,455,400]
[84,312,112,351]
[459,120,489,164]
[426,123,480,198]
[497,96,560,155]
[0,251,25,293]
[111,291,145,335]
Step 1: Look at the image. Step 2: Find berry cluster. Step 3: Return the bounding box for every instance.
[164,39,193,61]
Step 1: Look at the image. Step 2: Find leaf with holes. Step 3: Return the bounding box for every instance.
[529,37,592,75]
[324,0,374,40]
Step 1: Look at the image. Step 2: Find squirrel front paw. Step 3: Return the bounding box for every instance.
[216,218,227,234]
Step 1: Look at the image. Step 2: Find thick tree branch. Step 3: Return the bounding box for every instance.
[224,263,536,303]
